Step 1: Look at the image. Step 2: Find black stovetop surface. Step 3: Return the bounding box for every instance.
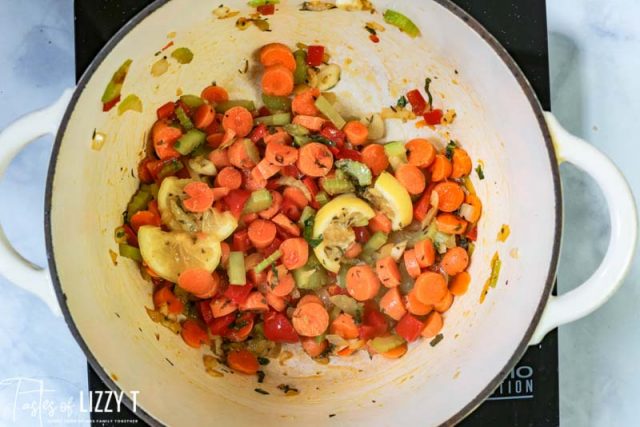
[76,1,558,425]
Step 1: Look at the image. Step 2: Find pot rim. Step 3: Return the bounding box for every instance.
[44,1,562,425]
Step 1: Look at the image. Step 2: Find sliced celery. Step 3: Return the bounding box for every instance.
[362,231,388,257]
[175,106,194,130]
[243,189,273,214]
[261,94,291,112]
[298,206,316,227]
[314,95,346,129]
[174,129,205,155]
[119,243,142,262]
[335,159,372,186]
[179,94,204,109]
[293,253,329,290]
[383,141,407,170]
[284,123,309,137]
[214,100,256,113]
[315,191,329,206]
[158,159,184,180]
[293,50,308,85]
[370,335,405,353]
[228,252,246,285]
[255,113,291,126]
[383,9,421,38]
[320,171,355,195]
[254,250,283,273]
[101,59,132,104]
[117,94,142,115]
[126,186,152,222]
[329,295,363,317]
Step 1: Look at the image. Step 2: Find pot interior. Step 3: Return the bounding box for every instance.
[48,0,559,425]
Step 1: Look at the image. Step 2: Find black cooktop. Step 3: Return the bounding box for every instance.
[77,1,558,425]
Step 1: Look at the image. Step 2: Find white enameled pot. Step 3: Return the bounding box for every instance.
[0,1,636,425]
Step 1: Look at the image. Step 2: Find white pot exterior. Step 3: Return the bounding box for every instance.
[47,1,561,425]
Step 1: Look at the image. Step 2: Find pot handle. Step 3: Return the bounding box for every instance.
[530,113,638,344]
[0,89,74,316]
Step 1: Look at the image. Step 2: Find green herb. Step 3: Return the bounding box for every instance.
[257,356,270,365]
[475,164,485,180]
[424,77,433,108]
[303,216,323,248]
[257,370,266,383]
[396,96,408,108]
[254,388,270,395]
[445,141,457,160]
[429,333,444,347]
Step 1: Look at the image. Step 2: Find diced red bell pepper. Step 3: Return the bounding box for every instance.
[153,287,184,314]
[232,229,252,252]
[395,313,424,342]
[413,183,436,222]
[335,148,362,162]
[281,164,302,178]
[369,34,380,43]
[320,122,345,147]
[302,177,320,209]
[257,3,275,15]
[423,109,443,126]
[353,226,370,244]
[225,312,255,342]
[208,312,236,336]
[123,224,138,247]
[260,236,283,257]
[263,311,299,343]
[307,45,325,67]
[358,325,378,341]
[257,106,271,117]
[249,123,269,143]
[281,197,301,221]
[466,225,478,241]
[362,301,388,337]
[406,89,427,115]
[137,158,155,184]
[198,300,215,324]
[224,283,253,305]
[102,95,120,112]
[224,189,252,219]
[156,101,176,120]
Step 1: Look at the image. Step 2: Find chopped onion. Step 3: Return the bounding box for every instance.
[459,203,474,222]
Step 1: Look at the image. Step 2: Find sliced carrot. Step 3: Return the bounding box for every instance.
[292,115,326,132]
[368,211,392,234]
[406,138,436,168]
[209,148,231,168]
[346,265,381,301]
[227,349,259,375]
[449,271,471,296]
[239,291,269,312]
[464,193,483,223]
[297,294,323,307]
[193,104,215,130]
[181,320,209,348]
[259,43,296,71]
[220,242,231,268]
[435,213,468,235]
[330,313,359,339]
[296,142,334,177]
[264,128,292,145]
[272,213,301,236]
[292,302,330,336]
[130,210,161,232]
[228,138,258,169]
[283,186,308,209]
[267,265,296,297]
[253,160,280,183]
[379,287,407,321]
[178,268,218,297]
[403,249,421,278]
[292,88,320,116]
[222,106,253,137]
[279,238,309,270]
[153,286,184,314]
[266,292,287,312]
[220,128,237,148]
[344,242,362,259]
[247,219,277,249]
[421,311,443,338]
[212,187,231,201]
[361,144,389,176]
[262,65,295,97]
[244,167,267,191]
[258,190,283,219]
[343,121,369,146]
[451,147,472,179]
[405,290,433,316]
[434,291,454,313]
[302,337,328,358]
[414,272,448,305]
[201,85,229,104]
[183,182,215,213]
[241,212,258,226]
[210,297,238,318]
[152,120,182,160]
[414,239,435,268]
[429,154,452,182]
[433,182,465,213]
[441,247,469,276]
[215,166,242,190]
[198,271,222,299]
[376,256,401,288]
[395,164,426,195]
[381,342,408,359]
[265,142,299,167]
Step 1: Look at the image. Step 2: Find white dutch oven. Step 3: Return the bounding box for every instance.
[0,1,637,425]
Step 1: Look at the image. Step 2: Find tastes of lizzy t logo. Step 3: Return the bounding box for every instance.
[0,377,139,425]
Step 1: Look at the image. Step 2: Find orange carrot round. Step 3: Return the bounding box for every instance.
[292,88,320,116]
[262,65,295,97]
[379,287,407,321]
[215,166,242,190]
[247,219,277,249]
[193,104,215,130]
[130,210,161,232]
[429,154,452,182]
[449,271,471,296]
[414,239,435,268]
[265,142,299,167]
[376,256,401,288]
[406,290,433,316]
[267,265,295,297]
[302,337,328,358]
[381,342,408,359]
[343,121,369,146]
[464,193,483,223]
[435,213,468,235]
[451,147,472,179]
[296,142,334,177]
[406,138,436,168]
[441,247,469,276]
[222,106,253,137]
[239,291,269,312]
[209,149,231,168]
[228,139,258,169]
[183,182,215,213]
[266,292,287,312]
[414,272,448,305]
[279,238,309,270]
[433,182,465,213]
[181,320,208,348]
[201,85,229,104]
[403,249,421,278]
[395,164,426,195]
[292,115,326,131]
[258,190,283,219]
[152,120,182,160]
[210,297,237,318]
[297,294,323,307]
[178,268,218,297]
[283,186,308,209]
[330,313,359,339]
[227,349,259,375]
[344,242,362,259]
[346,265,381,301]
[259,43,296,71]
[368,212,392,234]
[292,302,330,336]
[361,144,389,176]
[434,291,454,313]
[421,311,443,338]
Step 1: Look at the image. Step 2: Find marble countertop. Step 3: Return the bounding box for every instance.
[0,0,637,425]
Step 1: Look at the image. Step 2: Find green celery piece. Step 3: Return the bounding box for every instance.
[119,243,142,262]
[320,175,354,195]
[362,231,388,256]
[335,159,372,186]
[314,191,329,206]
[228,252,246,285]
[254,250,283,274]
[158,159,184,180]
[384,141,407,170]
[261,94,291,112]
[243,189,273,214]
[215,100,256,113]
[370,335,405,353]
[314,95,346,129]
[293,50,308,85]
[383,9,421,38]
[254,112,291,126]
[179,94,204,109]
[126,186,152,222]
[175,106,194,130]
[174,129,205,155]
